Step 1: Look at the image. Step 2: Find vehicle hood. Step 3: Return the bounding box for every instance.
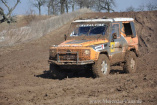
[58,40,108,47]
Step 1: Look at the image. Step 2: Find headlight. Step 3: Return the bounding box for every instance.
[49,49,56,57]
[84,49,90,55]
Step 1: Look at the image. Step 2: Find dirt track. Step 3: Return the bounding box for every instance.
[0,11,157,105]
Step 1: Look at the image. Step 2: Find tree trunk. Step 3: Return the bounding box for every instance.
[60,0,65,14]
[52,5,55,15]
[48,6,50,15]
[47,1,51,15]
[7,10,12,18]
[80,3,82,9]
[39,5,41,15]
[98,0,101,12]
[72,4,74,11]
[65,0,68,13]
[107,2,110,12]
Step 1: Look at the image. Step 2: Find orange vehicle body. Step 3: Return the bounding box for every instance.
[49,18,139,66]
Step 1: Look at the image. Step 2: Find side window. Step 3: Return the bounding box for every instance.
[112,24,120,38]
[123,23,133,37]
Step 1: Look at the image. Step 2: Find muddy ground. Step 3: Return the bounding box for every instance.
[0,11,157,105]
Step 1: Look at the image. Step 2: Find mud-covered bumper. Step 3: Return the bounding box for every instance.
[48,60,94,65]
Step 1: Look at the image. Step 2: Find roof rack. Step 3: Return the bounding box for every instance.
[73,18,134,23]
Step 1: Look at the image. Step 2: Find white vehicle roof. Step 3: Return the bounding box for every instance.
[73,18,134,23]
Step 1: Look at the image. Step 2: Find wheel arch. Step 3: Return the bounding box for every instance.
[130,48,139,57]
[100,51,109,58]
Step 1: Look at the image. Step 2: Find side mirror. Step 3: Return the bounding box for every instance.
[112,33,117,39]
[64,34,67,41]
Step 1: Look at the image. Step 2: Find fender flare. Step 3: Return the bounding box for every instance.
[99,51,109,58]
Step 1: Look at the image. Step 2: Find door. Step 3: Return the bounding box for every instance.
[110,22,124,64]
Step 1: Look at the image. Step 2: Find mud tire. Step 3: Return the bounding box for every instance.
[50,64,66,79]
[123,51,137,73]
[92,54,110,77]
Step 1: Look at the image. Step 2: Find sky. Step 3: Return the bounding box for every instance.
[0,0,157,16]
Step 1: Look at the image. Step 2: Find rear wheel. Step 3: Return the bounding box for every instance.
[50,64,66,79]
[123,51,137,73]
[92,54,110,77]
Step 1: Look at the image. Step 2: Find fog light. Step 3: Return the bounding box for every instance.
[49,49,56,57]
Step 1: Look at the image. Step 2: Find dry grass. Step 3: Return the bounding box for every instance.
[0,8,91,47]
[23,15,52,25]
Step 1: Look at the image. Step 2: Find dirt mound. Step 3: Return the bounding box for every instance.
[0,11,157,105]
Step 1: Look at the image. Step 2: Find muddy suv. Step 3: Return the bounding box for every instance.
[48,17,139,78]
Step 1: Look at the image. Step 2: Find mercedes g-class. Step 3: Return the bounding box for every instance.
[48,17,139,78]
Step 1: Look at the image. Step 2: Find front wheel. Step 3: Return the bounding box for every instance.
[92,54,110,77]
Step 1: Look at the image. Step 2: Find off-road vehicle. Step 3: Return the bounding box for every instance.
[48,17,139,78]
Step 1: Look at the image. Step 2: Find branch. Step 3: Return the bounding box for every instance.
[100,6,107,10]
[0,7,8,21]
[33,3,39,9]
[11,0,20,12]
[1,0,10,11]
[33,0,46,9]
[7,0,20,16]
[47,0,52,7]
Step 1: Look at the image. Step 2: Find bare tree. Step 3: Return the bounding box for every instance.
[47,0,71,15]
[45,0,117,15]
[33,0,46,15]
[47,0,60,15]
[60,0,66,14]
[126,6,135,12]
[76,0,95,9]
[137,4,145,11]
[0,0,20,22]
[146,3,157,11]
[59,0,71,14]
[47,0,52,15]
[65,0,70,13]
[85,0,95,8]
[71,0,76,11]
[76,0,84,8]
[94,0,116,12]
[105,0,116,12]
[94,0,102,12]
[65,0,74,13]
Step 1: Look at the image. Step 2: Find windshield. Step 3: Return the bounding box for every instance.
[70,23,109,36]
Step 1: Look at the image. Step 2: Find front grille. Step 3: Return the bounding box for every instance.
[58,49,80,54]
[49,49,91,61]
[59,53,77,61]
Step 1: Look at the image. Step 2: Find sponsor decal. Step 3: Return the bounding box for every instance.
[77,24,105,27]
[110,42,115,52]
[95,44,106,51]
